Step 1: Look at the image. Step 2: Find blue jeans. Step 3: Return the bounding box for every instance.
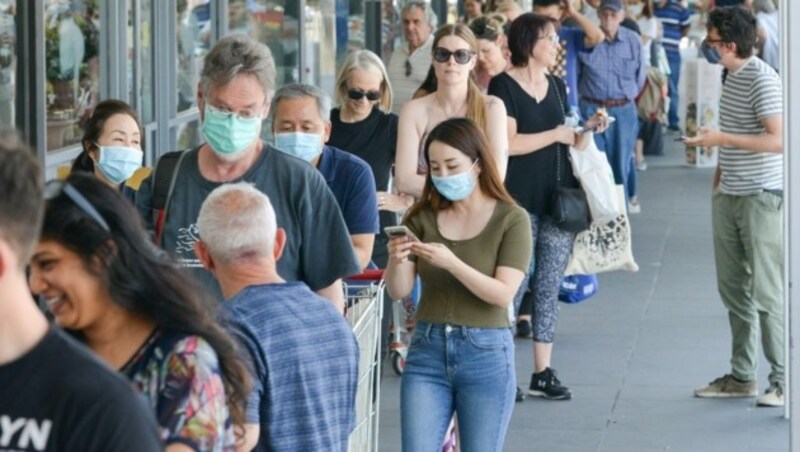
[401,322,516,452]
[666,50,682,129]
[579,101,638,201]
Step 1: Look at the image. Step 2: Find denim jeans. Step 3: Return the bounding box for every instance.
[666,50,682,129]
[579,101,638,202]
[401,322,516,452]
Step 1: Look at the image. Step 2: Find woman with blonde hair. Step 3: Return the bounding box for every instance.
[395,23,508,198]
[329,49,409,268]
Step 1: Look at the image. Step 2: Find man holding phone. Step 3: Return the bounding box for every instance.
[687,7,784,407]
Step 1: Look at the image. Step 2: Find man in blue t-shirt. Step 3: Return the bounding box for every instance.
[534,0,605,111]
[271,84,380,270]
[654,0,692,131]
[195,182,360,451]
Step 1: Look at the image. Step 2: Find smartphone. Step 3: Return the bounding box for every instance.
[674,136,688,142]
[383,225,420,242]
[576,116,616,134]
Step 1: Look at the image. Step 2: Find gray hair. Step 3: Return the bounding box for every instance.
[197,182,277,265]
[401,1,439,29]
[334,50,394,112]
[271,83,332,122]
[200,34,277,101]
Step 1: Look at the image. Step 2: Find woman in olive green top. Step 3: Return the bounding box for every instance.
[385,117,532,451]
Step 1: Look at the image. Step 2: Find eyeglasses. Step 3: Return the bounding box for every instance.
[44,181,110,232]
[432,47,474,64]
[704,38,727,45]
[347,88,382,101]
[405,59,412,77]
[540,34,560,45]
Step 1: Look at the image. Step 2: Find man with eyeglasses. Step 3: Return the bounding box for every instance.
[577,0,645,210]
[387,1,437,113]
[0,131,162,451]
[136,35,359,313]
[685,6,784,408]
[271,84,379,270]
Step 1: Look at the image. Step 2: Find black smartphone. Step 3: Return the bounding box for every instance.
[383,225,420,242]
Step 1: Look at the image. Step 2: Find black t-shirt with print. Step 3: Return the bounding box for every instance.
[0,328,162,452]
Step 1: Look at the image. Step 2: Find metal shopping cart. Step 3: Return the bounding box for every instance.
[344,269,385,452]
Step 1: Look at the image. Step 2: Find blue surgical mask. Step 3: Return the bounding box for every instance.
[95,144,143,185]
[700,39,722,65]
[627,4,643,17]
[431,161,479,201]
[274,132,323,162]
[202,104,262,158]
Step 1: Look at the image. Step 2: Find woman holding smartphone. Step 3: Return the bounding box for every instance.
[488,13,606,401]
[385,117,532,451]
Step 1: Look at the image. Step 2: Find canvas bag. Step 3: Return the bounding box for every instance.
[564,185,639,275]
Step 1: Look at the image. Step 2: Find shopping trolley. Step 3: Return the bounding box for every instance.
[344,269,385,452]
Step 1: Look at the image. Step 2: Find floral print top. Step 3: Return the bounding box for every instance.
[121,329,234,451]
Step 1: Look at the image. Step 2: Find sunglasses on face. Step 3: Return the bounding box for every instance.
[405,59,412,77]
[347,88,382,101]
[433,47,474,64]
[44,181,111,232]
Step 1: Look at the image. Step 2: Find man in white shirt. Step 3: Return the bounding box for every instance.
[387,1,437,113]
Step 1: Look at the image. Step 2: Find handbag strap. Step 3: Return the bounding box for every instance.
[550,74,567,187]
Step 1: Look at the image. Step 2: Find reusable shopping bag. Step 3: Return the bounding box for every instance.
[564,185,639,275]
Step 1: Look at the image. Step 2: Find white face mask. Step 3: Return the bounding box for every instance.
[628,4,643,16]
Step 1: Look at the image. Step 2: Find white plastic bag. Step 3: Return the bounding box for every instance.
[569,136,620,221]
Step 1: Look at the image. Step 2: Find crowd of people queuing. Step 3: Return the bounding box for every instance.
[0,0,784,451]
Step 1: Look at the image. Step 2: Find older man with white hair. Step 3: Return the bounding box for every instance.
[387,1,437,112]
[195,182,359,451]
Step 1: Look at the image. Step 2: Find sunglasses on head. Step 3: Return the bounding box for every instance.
[44,180,111,232]
[433,47,474,65]
[347,88,382,101]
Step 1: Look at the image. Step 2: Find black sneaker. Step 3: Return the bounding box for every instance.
[515,386,526,402]
[515,319,532,338]
[528,368,572,400]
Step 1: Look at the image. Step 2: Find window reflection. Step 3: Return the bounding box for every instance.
[0,0,15,128]
[232,0,301,87]
[44,0,100,151]
[176,0,211,113]
[128,0,155,123]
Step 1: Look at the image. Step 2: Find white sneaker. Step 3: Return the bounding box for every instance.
[637,161,648,171]
[628,200,641,214]
[757,382,784,407]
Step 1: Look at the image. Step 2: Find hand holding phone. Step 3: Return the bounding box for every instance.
[577,116,615,134]
[384,225,420,242]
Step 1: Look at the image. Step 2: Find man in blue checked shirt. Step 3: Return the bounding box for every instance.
[577,0,645,207]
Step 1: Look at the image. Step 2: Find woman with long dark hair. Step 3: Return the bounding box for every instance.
[29,173,249,451]
[386,118,532,451]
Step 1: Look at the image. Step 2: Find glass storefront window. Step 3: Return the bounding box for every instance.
[242,0,301,87]
[128,0,155,123]
[44,0,100,151]
[176,0,211,114]
[0,1,14,128]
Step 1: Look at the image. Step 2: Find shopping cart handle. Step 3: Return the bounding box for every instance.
[347,269,385,281]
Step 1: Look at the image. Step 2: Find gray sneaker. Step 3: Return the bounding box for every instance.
[757,382,784,407]
[694,374,757,398]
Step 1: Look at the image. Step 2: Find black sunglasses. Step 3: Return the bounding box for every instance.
[347,88,382,101]
[433,47,474,65]
[405,59,412,77]
[44,181,111,232]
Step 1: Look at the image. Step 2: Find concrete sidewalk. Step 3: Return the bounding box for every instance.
[376,139,790,451]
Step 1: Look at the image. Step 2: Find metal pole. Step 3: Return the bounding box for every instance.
[784,0,799,446]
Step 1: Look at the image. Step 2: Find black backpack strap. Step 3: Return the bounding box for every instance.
[151,151,186,244]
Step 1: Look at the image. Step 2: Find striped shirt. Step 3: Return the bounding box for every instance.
[388,36,433,113]
[654,1,691,53]
[718,57,783,196]
[221,282,359,451]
